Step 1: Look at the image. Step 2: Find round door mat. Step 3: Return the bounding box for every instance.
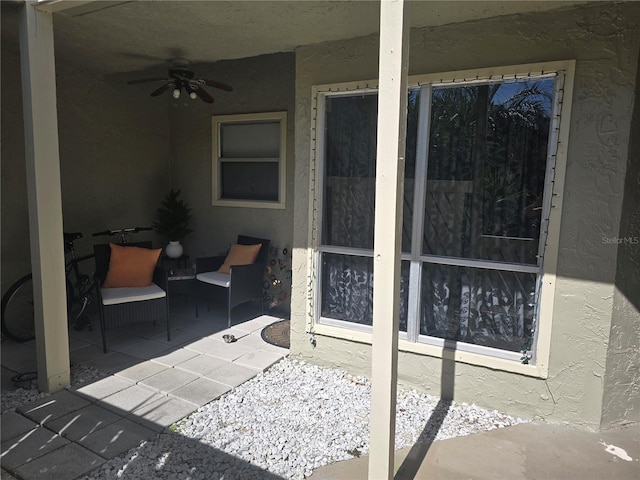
[261,319,290,349]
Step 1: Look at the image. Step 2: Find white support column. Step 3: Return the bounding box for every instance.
[368,0,409,479]
[19,1,70,393]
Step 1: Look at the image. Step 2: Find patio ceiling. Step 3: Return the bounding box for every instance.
[3,0,590,77]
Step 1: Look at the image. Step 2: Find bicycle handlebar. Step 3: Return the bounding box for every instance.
[92,227,153,237]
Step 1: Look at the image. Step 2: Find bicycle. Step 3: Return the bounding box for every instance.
[1,226,153,343]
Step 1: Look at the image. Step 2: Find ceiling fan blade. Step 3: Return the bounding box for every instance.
[150,83,171,97]
[192,86,214,103]
[201,79,233,92]
[127,77,169,85]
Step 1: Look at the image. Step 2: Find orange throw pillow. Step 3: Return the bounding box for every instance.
[102,243,162,288]
[217,243,262,274]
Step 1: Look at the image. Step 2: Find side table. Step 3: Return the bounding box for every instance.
[166,268,196,314]
[162,254,190,269]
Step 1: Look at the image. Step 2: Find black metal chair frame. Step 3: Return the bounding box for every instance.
[195,235,270,327]
[93,242,170,353]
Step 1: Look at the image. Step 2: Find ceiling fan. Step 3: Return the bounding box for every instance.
[127,68,233,103]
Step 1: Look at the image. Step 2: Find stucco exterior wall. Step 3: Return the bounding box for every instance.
[1,47,29,295]
[1,44,171,294]
[170,53,295,299]
[603,54,640,429]
[291,2,640,428]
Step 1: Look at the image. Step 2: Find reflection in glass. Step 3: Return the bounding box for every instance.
[322,95,377,249]
[322,91,420,251]
[402,88,420,253]
[321,253,409,331]
[221,162,279,201]
[318,77,554,351]
[423,79,553,264]
[420,263,536,352]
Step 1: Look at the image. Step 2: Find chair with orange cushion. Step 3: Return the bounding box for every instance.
[195,235,270,327]
[93,242,169,353]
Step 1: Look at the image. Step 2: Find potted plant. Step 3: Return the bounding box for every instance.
[152,188,194,258]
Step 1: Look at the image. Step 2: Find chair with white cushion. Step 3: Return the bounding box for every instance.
[195,235,270,327]
[93,242,169,353]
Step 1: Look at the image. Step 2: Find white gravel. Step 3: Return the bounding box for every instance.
[81,358,527,480]
[1,363,107,414]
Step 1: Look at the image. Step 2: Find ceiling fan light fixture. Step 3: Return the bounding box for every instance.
[127,67,230,104]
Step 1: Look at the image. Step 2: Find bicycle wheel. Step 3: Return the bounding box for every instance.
[1,274,35,342]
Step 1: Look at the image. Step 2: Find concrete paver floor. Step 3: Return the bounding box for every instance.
[1,298,289,480]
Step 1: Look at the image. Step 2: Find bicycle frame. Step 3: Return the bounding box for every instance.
[65,236,94,288]
[92,226,153,245]
[63,238,97,329]
[64,226,152,325]
[2,227,153,343]
[65,250,95,298]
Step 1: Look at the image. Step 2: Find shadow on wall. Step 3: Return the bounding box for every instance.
[615,51,640,318]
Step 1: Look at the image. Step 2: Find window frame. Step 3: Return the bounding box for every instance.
[211,111,287,209]
[306,61,576,378]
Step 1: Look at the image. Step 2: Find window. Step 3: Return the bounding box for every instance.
[311,63,571,365]
[212,111,287,209]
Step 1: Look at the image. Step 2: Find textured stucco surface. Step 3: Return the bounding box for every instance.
[291,2,640,428]
[1,47,29,294]
[602,53,640,429]
[168,52,295,280]
[1,44,171,294]
[21,1,588,75]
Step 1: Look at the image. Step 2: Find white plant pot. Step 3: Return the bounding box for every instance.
[165,241,183,258]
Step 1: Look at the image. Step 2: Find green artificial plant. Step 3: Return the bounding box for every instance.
[152,189,194,242]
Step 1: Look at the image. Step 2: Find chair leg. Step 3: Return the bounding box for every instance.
[165,296,171,342]
[193,281,199,318]
[227,289,232,329]
[99,304,107,354]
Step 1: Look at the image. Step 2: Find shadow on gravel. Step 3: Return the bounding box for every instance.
[394,340,456,480]
[81,430,287,480]
[2,384,288,479]
[2,382,287,480]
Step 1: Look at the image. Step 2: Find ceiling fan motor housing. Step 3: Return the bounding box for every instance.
[169,69,195,80]
[127,67,231,103]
